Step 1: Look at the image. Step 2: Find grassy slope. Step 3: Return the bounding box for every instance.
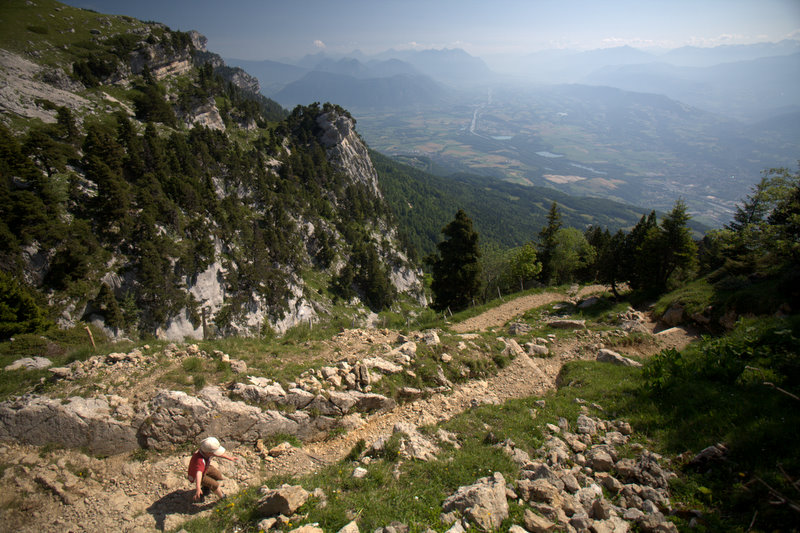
[0,0,146,65]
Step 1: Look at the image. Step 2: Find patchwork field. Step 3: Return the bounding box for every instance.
[352,86,799,226]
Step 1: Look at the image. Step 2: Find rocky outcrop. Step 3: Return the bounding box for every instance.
[0,395,139,455]
[181,97,226,130]
[317,111,381,198]
[0,343,403,453]
[0,49,90,123]
[128,40,192,80]
[137,386,339,449]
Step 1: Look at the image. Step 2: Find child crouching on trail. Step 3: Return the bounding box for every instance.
[187,437,237,501]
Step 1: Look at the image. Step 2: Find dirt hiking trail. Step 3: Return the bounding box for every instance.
[452,284,608,333]
[0,286,696,532]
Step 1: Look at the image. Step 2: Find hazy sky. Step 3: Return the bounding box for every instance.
[64,0,800,61]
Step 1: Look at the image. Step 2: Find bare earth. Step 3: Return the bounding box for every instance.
[452,284,608,333]
[0,288,697,532]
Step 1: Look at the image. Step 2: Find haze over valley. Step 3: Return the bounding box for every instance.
[230,41,800,226]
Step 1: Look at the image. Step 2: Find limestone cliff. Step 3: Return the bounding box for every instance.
[1,1,423,341]
[317,111,381,197]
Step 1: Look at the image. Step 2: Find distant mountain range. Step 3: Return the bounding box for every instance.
[227,48,492,111]
[583,53,800,122]
[230,40,800,121]
[271,70,448,110]
[516,40,800,80]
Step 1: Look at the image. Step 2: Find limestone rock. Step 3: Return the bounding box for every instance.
[231,378,287,404]
[337,521,360,533]
[256,484,309,517]
[229,359,248,374]
[587,448,615,472]
[288,525,324,533]
[0,395,138,455]
[596,349,642,367]
[500,337,526,357]
[4,357,52,371]
[524,509,556,532]
[394,422,439,461]
[576,414,598,435]
[526,343,550,356]
[285,388,316,409]
[442,472,509,531]
[138,387,335,449]
[362,357,403,374]
[422,330,440,345]
[547,319,586,329]
[520,478,562,506]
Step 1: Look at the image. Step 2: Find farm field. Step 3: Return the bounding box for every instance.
[353,85,798,226]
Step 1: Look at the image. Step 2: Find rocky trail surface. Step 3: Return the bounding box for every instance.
[0,288,696,532]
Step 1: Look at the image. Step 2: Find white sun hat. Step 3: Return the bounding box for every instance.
[199,436,225,456]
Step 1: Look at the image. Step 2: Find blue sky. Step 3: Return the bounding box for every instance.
[64,0,800,60]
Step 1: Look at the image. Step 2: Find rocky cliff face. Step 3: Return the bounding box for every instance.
[317,111,382,197]
[1,3,423,341]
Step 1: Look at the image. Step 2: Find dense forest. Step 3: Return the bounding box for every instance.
[373,151,679,262]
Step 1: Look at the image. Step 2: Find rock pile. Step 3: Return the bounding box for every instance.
[617,308,650,334]
[257,412,679,533]
[492,412,678,533]
[434,413,677,532]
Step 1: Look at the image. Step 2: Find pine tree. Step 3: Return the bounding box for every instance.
[538,201,562,284]
[429,209,482,312]
[656,199,698,288]
[624,211,658,290]
[597,230,627,298]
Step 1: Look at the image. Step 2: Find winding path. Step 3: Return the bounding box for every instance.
[452,284,608,333]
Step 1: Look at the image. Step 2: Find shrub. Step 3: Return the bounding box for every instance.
[0,272,50,339]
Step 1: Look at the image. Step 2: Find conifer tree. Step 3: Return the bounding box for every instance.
[624,211,658,290]
[656,199,698,288]
[538,201,562,284]
[597,230,627,298]
[429,209,481,311]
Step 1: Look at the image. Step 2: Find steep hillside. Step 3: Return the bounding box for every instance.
[0,0,423,341]
[373,151,699,260]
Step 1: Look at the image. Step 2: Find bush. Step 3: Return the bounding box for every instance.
[0,272,50,339]
[644,317,800,391]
